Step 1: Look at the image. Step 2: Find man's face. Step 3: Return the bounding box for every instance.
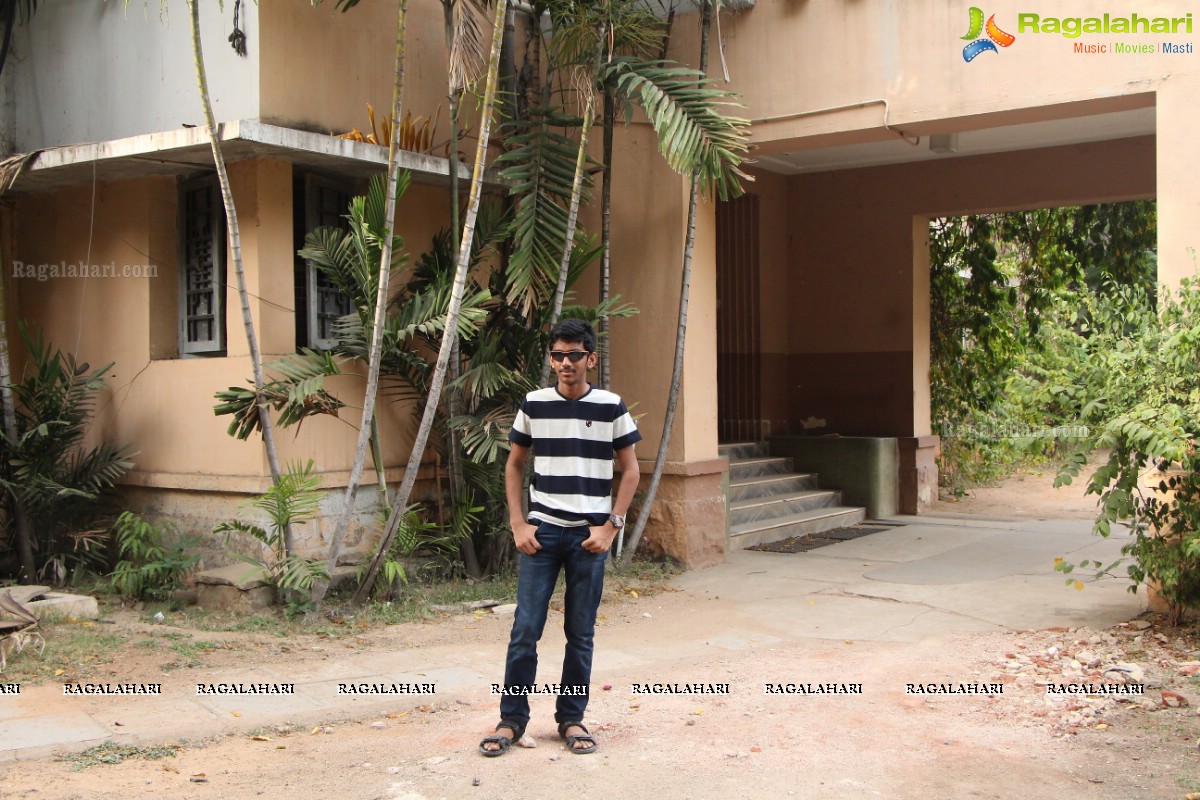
[549,338,595,390]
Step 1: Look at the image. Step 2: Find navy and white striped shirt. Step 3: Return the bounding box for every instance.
[509,385,641,527]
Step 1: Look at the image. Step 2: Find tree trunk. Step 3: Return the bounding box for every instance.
[187,0,293,553]
[315,0,410,608]
[621,0,713,564]
[0,222,34,581]
[540,91,595,386]
[597,88,614,390]
[354,0,509,603]
[443,0,479,579]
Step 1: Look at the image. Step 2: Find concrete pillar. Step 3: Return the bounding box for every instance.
[1157,72,1200,289]
[609,125,728,567]
[902,216,938,514]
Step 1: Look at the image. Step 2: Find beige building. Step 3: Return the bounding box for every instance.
[2,0,1195,567]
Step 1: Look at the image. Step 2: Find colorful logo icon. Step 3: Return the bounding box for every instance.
[962,7,1016,61]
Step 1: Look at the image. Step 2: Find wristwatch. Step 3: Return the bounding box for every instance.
[608,514,625,530]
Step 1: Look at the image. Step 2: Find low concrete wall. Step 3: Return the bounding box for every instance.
[768,435,898,519]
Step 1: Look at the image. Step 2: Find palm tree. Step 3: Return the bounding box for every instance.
[185,0,296,553]
[311,0,412,609]
[354,0,511,602]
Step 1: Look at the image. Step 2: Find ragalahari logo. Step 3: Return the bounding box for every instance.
[961,7,1016,61]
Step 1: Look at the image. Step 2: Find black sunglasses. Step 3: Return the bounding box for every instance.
[550,350,591,363]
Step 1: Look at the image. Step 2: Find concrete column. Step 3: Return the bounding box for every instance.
[609,125,728,567]
[1157,72,1200,289]
[901,216,938,514]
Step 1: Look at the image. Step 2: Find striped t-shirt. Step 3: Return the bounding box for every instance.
[509,385,642,527]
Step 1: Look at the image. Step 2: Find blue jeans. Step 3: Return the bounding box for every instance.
[499,522,606,727]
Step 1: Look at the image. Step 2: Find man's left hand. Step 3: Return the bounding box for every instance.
[582,522,617,553]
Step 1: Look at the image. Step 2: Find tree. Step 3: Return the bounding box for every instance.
[0,233,33,580]
[310,0,413,609]
[354,0,511,602]
[183,0,296,555]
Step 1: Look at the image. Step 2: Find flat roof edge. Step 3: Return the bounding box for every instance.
[13,120,492,193]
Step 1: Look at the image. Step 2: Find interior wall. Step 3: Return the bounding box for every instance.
[782,135,1155,437]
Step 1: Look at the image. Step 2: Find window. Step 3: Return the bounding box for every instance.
[179,176,226,355]
[297,174,354,351]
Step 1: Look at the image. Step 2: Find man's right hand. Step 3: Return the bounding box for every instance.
[512,521,541,555]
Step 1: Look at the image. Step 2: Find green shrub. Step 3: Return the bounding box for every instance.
[109,511,200,602]
[0,324,133,582]
[1055,279,1200,624]
[214,461,330,604]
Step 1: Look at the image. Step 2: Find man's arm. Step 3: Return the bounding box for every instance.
[612,444,640,520]
[581,444,640,554]
[506,443,540,554]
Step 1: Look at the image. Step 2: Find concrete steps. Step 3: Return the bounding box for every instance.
[722,441,867,549]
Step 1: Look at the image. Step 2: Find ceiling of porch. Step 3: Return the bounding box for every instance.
[751,106,1156,175]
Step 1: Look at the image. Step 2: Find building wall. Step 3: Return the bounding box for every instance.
[686,0,1194,145]
[259,0,482,156]
[7,157,454,554]
[13,0,260,150]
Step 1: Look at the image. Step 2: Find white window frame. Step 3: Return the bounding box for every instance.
[179,175,226,356]
[303,174,355,351]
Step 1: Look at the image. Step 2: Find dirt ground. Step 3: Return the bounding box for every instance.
[4,461,1199,800]
[932,453,1108,520]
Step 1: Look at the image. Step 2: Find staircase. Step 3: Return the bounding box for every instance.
[721,441,866,549]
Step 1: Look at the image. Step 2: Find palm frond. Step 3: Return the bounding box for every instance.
[450,0,489,91]
[213,349,346,439]
[250,460,323,533]
[546,0,664,67]
[495,107,594,314]
[449,406,516,464]
[601,56,751,200]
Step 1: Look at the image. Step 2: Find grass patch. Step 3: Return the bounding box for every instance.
[1,622,124,684]
[161,639,221,671]
[60,741,184,770]
[354,571,522,625]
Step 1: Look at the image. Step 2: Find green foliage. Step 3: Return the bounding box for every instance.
[109,512,200,601]
[496,106,594,313]
[600,57,751,201]
[214,349,346,440]
[930,202,1157,493]
[0,323,134,582]
[1052,280,1200,623]
[214,461,330,598]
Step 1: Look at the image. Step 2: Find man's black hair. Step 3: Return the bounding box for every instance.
[549,318,596,352]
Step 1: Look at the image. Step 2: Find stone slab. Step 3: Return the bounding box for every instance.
[26,593,99,621]
[194,563,270,590]
[197,582,275,612]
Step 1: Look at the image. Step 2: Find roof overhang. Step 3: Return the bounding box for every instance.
[8,120,503,195]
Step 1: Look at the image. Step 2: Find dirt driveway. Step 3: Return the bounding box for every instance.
[3,461,1199,800]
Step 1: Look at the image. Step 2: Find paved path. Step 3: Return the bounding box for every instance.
[0,514,1142,763]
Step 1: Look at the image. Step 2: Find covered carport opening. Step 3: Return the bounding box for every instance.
[716,94,1160,518]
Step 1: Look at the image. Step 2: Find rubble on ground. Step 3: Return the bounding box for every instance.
[986,618,1198,736]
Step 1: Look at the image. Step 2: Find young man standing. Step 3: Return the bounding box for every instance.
[480,318,641,757]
